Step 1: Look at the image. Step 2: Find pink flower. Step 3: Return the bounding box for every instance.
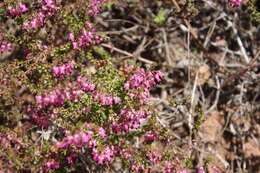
[148,152,161,164]
[198,167,205,173]
[121,151,131,159]
[68,33,75,41]
[211,165,221,172]
[113,96,120,104]
[18,3,28,13]
[67,136,74,144]
[67,156,73,164]
[124,83,130,90]
[144,132,157,142]
[67,153,78,164]
[52,61,75,77]
[59,66,65,75]
[45,160,60,169]
[43,97,50,106]
[52,67,59,75]
[229,0,242,6]
[131,163,145,173]
[22,22,29,29]
[92,145,115,164]
[154,71,164,82]
[8,8,20,16]
[177,169,189,173]
[1,138,10,149]
[30,19,37,29]
[72,42,78,49]
[42,45,48,50]
[106,96,113,105]
[80,132,92,143]
[0,42,12,52]
[65,61,76,72]
[56,141,68,148]
[7,135,13,140]
[100,96,106,105]
[164,161,172,173]
[98,127,106,138]
[73,133,81,146]
[35,95,43,104]
[88,139,97,147]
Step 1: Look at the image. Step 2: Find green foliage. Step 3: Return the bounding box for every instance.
[154,8,166,25]
[247,1,260,23]
[184,157,194,168]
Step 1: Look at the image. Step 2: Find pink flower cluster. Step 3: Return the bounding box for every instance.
[144,132,158,143]
[121,150,132,159]
[164,161,172,173]
[7,3,28,17]
[229,0,242,6]
[77,76,96,92]
[52,61,76,77]
[22,0,58,30]
[35,88,84,107]
[56,131,95,148]
[23,12,45,30]
[66,152,78,164]
[148,151,161,164]
[198,167,205,173]
[88,0,109,15]
[98,127,106,137]
[0,134,12,149]
[56,127,114,165]
[41,0,58,11]
[0,42,12,52]
[176,169,189,173]
[0,134,23,152]
[44,159,59,170]
[99,95,120,105]
[124,70,164,90]
[211,165,221,172]
[131,163,145,173]
[31,112,50,127]
[124,69,164,104]
[31,76,96,127]
[112,108,149,132]
[68,28,102,50]
[92,145,115,164]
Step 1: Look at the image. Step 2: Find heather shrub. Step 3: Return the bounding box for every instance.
[0,0,175,172]
[1,0,257,172]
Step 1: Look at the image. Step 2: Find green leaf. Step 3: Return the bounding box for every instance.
[154,8,166,25]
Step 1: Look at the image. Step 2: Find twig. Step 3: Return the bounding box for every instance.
[184,19,198,40]
[171,0,181,12]
[211,41,243,57]
[162,28,172,65]
[203,20,216,48]
[190,71,198,115]
[215,153,230,168]
[204,76,221,115]
[187,20,191,82]
[96,25,139,35]
[237,35,250,63]
[231,20,250,63]
[101,43,156,64]
[133,36,147,58]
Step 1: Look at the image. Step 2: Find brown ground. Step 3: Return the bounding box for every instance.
[95,0,260,172]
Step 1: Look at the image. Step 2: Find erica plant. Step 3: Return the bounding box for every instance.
[0,0,226,173]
